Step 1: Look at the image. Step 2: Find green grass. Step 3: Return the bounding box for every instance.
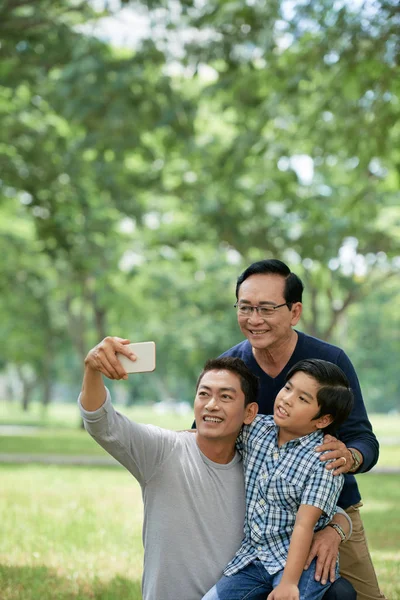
[0,429,108,456]
[377,445,400,468]
[1,401,399,470]
[0,464,143,599]
[0,465,397,600]
[0,399,192,430]
[1,400,398,437]
[366,413,400,440]
[0,400,193,457]
[357,475,400,596]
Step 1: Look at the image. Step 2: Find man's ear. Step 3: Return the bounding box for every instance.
[244,402,258,425]
[315,414,333,430]
[290,302,302,326]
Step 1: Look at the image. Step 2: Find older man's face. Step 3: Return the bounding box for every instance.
[236,274,301,351]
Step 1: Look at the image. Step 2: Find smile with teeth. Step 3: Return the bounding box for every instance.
[249,330,269,335]
[203,416,223,423]
[276,405,289,417]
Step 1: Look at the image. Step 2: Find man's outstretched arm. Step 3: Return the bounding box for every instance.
[79,336,177,484]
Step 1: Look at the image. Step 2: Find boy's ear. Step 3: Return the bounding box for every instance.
[315,414,333,430]
[244,402,258,425]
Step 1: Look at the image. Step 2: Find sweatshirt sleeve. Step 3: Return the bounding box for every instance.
[336,506,353,539]
[336,350,379,473]
[78,388,177,485]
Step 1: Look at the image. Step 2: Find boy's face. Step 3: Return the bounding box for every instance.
[274,371,331,441]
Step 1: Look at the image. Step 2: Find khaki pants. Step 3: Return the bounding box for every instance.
[339,503,387,600]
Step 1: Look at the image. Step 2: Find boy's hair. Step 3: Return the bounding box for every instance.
[196,357,259,407]
[286,359,354,435]
[235,259,304,308]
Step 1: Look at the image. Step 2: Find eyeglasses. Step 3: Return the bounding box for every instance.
[234,302,289,317]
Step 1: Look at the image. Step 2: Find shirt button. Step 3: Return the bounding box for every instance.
[258,546,262,551]
[259,499,265,506]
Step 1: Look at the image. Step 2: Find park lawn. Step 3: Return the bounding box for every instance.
[0,465,143,600]
[1,432,399,469]
[0,429,108,456]
[0,400,193,457]
[0,465,399,600]
[1,402,399,470]
[0,400,192,430]
[2,400,398,438]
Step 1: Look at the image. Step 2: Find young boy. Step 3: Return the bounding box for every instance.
[202,358,354,600]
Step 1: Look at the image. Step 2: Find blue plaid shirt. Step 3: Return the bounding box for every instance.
[224,415,344,576]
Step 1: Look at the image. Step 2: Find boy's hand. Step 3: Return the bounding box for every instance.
[267,582,299,600]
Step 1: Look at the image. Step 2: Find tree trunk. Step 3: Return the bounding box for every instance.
[16,367,36,412]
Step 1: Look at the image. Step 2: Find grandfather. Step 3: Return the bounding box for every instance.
[221,259,384,600]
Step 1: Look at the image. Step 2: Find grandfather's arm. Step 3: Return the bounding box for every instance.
[336,350,379,473]
[317,350,379,475]
[304,508,352,585]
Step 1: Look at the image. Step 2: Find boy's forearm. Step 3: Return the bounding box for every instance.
[280,522,314,585]
[280,505,323,586]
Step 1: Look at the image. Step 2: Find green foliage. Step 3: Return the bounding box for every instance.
[342,277,400,413]
[0,0,399,408]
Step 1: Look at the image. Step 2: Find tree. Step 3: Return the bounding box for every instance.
[1,0,399,409]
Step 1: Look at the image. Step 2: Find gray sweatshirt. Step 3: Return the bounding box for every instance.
[79,390,246,600]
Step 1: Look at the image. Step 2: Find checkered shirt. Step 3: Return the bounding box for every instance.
[224,415,344,576]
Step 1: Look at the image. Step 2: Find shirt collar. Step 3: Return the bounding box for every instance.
[274,425,323,449]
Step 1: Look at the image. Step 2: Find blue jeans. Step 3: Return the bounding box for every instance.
[202,559,334,600]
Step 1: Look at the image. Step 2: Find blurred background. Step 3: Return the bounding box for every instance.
[0,0,399,597]
[1,0,399,412]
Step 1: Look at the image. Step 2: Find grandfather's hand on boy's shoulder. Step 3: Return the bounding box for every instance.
[84,336,135,381]
[304,526,340,585]
[314,434,353,475]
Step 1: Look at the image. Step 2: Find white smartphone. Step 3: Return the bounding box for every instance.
[116,341,156,374]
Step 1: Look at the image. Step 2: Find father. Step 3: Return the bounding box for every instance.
[221,259,384,600]
[80,337,260,599]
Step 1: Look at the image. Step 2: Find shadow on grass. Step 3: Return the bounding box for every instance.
[0,564,142,600]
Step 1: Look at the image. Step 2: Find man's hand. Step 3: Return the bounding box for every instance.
[304,526,340,584]
[85,336,136,380]
[267,582,299,600]
[315,434,353,475]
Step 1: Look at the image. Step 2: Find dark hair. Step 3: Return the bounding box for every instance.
[235,259,304,308]
[285,359,354,435]
[196,357,259,407]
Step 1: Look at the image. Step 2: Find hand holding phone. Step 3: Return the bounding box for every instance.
[116,341,156,374]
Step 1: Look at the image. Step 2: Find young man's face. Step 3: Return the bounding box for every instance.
[236,274,302,351]
[194,369,256,444]
[273,371,331,440]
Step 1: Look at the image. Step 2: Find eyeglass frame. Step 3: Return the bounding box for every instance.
[234,302,289,317]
